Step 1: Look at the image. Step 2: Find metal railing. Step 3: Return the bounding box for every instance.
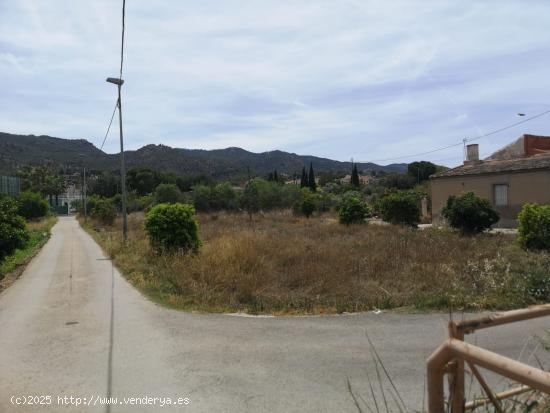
[427,304,550,412]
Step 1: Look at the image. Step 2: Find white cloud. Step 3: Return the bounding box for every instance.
[1,0,550,167]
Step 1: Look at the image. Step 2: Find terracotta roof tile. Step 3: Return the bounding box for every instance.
[431,153,550,178]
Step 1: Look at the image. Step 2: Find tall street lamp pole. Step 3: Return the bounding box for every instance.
[106,77,128,243]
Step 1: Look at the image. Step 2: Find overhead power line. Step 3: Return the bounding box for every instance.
[360,109,550,164]
[97,101,119,154]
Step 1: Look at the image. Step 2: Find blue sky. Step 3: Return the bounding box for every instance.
[1,1,549,166]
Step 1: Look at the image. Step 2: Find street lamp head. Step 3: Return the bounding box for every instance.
[106,77,124,86]
[517,113,526,117]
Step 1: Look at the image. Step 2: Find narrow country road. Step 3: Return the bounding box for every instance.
[0,217,548,412]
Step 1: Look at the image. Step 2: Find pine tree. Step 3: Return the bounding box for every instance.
[308,162,317,192]
[351,163,360,187]
[300,167,308,188]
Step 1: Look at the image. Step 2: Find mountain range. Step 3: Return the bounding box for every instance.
[0,132,407,179]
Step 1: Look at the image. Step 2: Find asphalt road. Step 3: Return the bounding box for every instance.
[0,216,548,412]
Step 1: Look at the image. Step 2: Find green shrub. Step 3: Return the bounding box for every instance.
[314,191,338,212]
[0,196,29,260]
[145,203,201,252]
[239,180,261,215]
[192,185,212,211]
[138,194,154,211]
[91,199,117,225]
[442,192,499,234]
[154,183,182,204]
[518,203,550,250]
[17,191,49,220]
[377,191,420,227]
[295,189,316,218]
[338,192,371,225]
[211,183,238,211]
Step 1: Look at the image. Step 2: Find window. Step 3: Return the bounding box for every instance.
[494,184,508,206]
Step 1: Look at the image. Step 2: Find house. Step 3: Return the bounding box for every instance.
[58,183,82,212]
[431,134,550,228]
[339,174,375,185]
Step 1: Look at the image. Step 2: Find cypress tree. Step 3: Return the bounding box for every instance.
[308,162,317,192]
[351,163,360,187]
[300,167,308,188]
[273,170,279,183]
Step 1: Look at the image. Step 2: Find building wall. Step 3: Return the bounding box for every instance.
[431,169,550,228]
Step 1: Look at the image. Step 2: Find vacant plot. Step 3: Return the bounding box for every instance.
[83,211,550,314]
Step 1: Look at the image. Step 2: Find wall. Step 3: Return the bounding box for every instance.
[431,169,550,228]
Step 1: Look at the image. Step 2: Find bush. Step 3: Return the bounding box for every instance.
[0,196,29,260]
[17,191,49,220]
[154,183,182,204]
[192,185,212,211]
[91,199,117,225]
[518,203,550,250]
[377,191,420,227]
[138,195,154,212]
[240,182,260,217]
[442,192,499,234]
[338,192,371,225]
[211,183,238,211]
[295,189,316,218]
[145,203,201,252]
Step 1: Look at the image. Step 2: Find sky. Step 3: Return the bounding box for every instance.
[1,1,550,167]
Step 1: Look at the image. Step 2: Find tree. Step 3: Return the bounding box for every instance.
[240,181,260,220]
[300,167,308,188]
[192,185,212,211]
[145,203,201,253]
[211,182,237,210]
[338,192,371,225]
[442,192,499,234]
[380,173,416,190]
[308,163,317,192]
[377,191,420,227]
[90,172,119,198]
[0,195,29,260]
[43,175,66,206]
[154,183,182,204]
[351,163,360,187]
[17,191,49,220]
[126,167,160,196]
[408,161,437,183]
[18,165,51,193]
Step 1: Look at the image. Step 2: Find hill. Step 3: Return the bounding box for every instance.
[0,132,407,179]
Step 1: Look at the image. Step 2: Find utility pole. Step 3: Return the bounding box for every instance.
[117,84,128,242]
[107,77,128,243]
[105,0,128,243]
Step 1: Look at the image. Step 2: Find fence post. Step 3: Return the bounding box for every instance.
[449,322,465,413]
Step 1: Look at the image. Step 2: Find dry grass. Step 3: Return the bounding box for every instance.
[82,211,550,314]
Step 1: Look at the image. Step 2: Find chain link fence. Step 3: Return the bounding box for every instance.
[0,175,20,197]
